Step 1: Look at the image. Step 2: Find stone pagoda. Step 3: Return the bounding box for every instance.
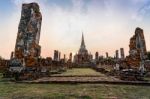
[74,33,93,67]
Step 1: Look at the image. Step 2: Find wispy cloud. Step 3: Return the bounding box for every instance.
[0,0,150,59]
[134,1,150,21]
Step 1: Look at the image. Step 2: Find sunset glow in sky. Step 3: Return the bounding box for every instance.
[0,0,150,59]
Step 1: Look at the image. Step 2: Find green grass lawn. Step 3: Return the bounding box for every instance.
[0,73,150,99]
[52,68,104,76]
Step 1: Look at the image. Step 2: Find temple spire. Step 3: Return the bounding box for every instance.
[81,32,86,48]
[78,32,87,54]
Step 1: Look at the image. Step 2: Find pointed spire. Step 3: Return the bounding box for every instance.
[78,32,88,54]
[81,32,85,48]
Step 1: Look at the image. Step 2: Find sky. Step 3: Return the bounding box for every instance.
[0,0,150,59]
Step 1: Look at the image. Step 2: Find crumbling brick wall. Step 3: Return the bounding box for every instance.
[126,27,147,69]
[13,3,42,67]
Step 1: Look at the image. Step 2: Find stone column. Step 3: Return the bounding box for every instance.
[106,52,108,58]
[64,54,66,63]
[15,3,42,59]
[13,3,42,66]
[120,48,125,59]
[115,50,119,59]
[54,50,59,61]
[95,52,99,60]
[69,53,72,62]
[10,51,14,59]
[58,52,61,61]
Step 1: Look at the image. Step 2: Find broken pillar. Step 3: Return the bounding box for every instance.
[54,50,59,61]
[58,52,61,61]
[69,53,72,62]
[115,50,119,59]
[95,52,99,60]
[64,54,66,63]
[106,52,108,58]
[120,48,125,59]
[126,27,147,69]
[10,52,14,59]
[14,3,42,66]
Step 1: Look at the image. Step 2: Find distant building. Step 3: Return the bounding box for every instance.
[74,33,93,66]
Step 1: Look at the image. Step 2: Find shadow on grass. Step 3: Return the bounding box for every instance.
[78,95,92,99]
[11,94,92,99]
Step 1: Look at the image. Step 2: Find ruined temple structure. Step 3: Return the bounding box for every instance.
[13,3,42,66]
[0,58,9,71]
[95,52,99,65]
[115,50,119,59]
[120,48,125,59]
[126,27,147,69]
[53,50,60,61]
[74,33,93,66]
[58,52,61,61]
[64,54,66,62]
[95,52,99,61]
[68,53,72,62]
[106,52,109,58]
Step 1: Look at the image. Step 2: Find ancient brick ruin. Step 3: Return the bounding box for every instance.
[13,3,42,67]
[53,50,60,61]
[115,50,119,59]
[126,27,147,69]
[1,2,149,82]
[0,59,9,71]
[68,53,72,62]
[106,52,109,58]
[95,52,99,60]
[120,48,125,59]
[74,33,93,67]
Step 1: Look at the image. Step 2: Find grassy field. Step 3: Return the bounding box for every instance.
[52,68,104,76]
[0,73,150,99]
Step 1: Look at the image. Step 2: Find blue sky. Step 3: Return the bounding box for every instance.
[0,0,150,59]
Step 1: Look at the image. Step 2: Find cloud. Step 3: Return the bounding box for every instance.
[0,0,150,59]
[138,1,150,17]
[129,0,150,22]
